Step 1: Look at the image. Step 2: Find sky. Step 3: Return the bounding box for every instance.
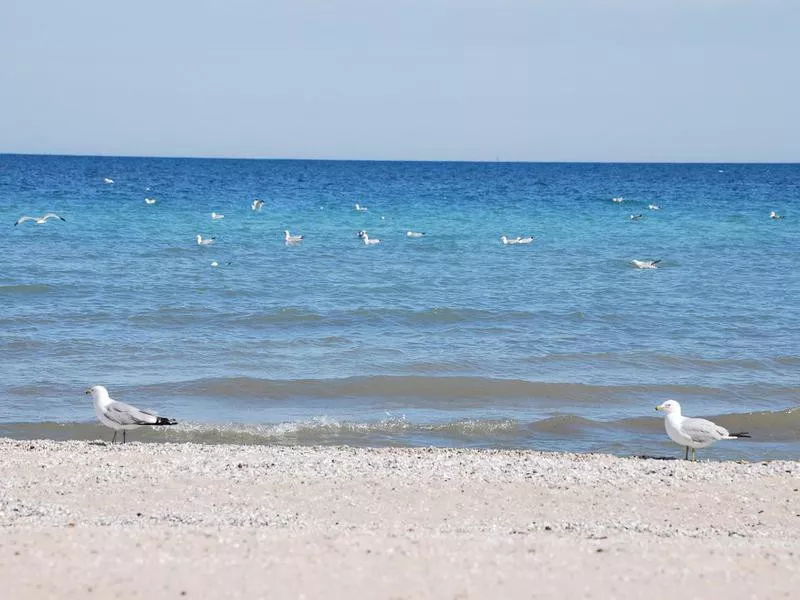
[1,0,798,162]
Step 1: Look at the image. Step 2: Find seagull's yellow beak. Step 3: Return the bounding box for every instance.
[655,405,663,411]
[84,388,92,395]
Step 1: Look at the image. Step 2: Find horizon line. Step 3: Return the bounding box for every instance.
[1,151,799,166]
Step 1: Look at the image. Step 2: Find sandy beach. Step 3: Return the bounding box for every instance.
[1,439,798,599]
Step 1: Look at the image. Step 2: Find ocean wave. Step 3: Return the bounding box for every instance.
[123,306,547,329]
[2,407,798,447]
[0,284,53,294]
[157,375,728,402]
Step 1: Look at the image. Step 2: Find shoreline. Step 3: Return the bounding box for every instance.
[2,439,799,598]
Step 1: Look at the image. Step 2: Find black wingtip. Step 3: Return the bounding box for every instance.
[731,431,751,438]
[155,417,178,426]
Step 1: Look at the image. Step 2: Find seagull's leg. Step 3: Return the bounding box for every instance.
[691,448,696,462]
[684,446,689,461]
[123,430,127,444]
[112,431,117,444]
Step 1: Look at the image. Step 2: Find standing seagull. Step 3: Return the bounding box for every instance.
[14,213,66,226]
[86,385,178,443]
[655,400,750,461]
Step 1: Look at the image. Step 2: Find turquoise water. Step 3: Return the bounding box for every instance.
[1,154,798,459]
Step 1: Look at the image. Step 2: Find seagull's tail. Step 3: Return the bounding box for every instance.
[729,431,751,439]
[154,417,178,426]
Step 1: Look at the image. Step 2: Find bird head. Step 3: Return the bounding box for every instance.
[655,399,681,415]
[85,385,108,399]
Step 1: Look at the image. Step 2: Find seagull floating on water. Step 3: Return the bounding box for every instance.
[103,178,114,184]
[284,230,304,244]
[500,235,534,245]
[770,211,784,220]
[211,212,224,220]
[14,213,66,226]
[406,231,426,238]
[611,197,624,203]
[357,230,380,245]
[144,198,156,205]
[196,234,216,246]
[354,203,368,212]
[630,214,644,221]
[648,204,660,210]
[631,259,660,269]
[251,199,264,211]
[86,385,177,443]
[655,400,750,461]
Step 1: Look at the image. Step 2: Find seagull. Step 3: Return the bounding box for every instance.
[612,197,624,203]
[357,230,380,245]
[284,230,304,244]
[500,235,534,245]
[406,231,426,238]
[86,385,178,443]
[211,212,224,220]
[354,203,368,212]
[648,204,661,210]
[196,234,216,246]
[210,261,219,267]
[630,214,644,221]
[631,259,661,269]
[14,213,66,226]
[655,400,750,461]
[770,211,784,220]
[103,178,114,184]
[144,198,157,205]
[251,199,264,211]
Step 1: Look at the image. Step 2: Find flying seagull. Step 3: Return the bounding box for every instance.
[500,235,534,245]
[357,230,380,245]
[631,259,661,269]
[284,230,304,244]
[251,199,264,211]
[14,213,66,226]
[655,400,750,461]
[86,385,178,443]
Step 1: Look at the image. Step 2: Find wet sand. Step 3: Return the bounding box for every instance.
[1,439,798,598]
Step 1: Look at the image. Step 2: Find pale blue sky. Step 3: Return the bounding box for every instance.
[2,0,798,162]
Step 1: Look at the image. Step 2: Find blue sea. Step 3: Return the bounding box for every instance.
[1,154,798,460]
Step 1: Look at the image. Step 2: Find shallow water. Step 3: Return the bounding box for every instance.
[1,155,798,459]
